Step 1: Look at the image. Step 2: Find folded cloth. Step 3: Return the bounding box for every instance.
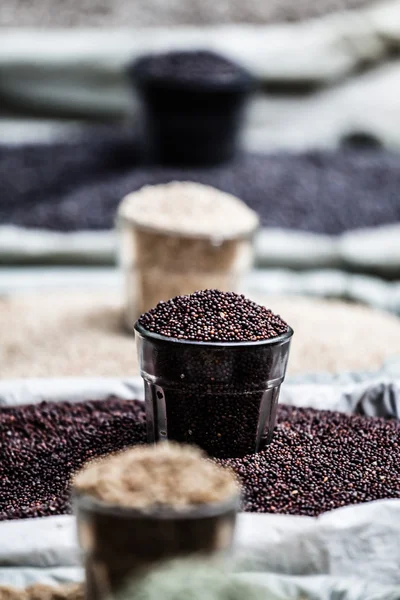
[1,1,398,98]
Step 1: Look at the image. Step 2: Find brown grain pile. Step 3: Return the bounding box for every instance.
[0,584,83,600]
[73,443,238,508]
[1,291,400,378]
[119,182,259,239]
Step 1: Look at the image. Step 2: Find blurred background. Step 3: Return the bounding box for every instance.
[1,7,400,598]
[1,0,400,380]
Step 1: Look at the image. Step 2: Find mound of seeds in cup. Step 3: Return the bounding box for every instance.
[0,398,146,521]
[138,289,289,342]
[74,443,238,508]
[217,405,400,516]
[133,51,244,86]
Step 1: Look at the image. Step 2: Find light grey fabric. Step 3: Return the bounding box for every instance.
[237,573,400,600]
[0,377,144,407]
[286,357,400,385]
[1,265,400,317]
[2,225,400,315]
[0,1,399,117]
[247,268,400,315]
[244,60,400,153]
[1,222,400,275]
[0,226,116,266]
[3,500,400,598]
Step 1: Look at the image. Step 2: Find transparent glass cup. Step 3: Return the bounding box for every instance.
[74,491,240,600]
[134,323,293,458]
[117,215,257,327]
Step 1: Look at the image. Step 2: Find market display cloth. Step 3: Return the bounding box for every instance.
[1,1,399,109]
[2,223,400,276]
[1,375,400,599]
[2,264,400,318]
[2,1,400,153]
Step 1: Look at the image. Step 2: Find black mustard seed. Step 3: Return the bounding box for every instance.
[2,144,400,235]
[138,289,289,342]
[217,405,400,516]
[0,398,146,521]
[134,51,244,86]
[1,402,399,521]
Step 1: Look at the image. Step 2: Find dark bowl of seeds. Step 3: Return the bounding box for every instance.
[128,50,255,166]
[135,289,293,458]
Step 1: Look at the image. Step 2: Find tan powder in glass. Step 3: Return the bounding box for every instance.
[118,181,259,239]
[73,443,238,509]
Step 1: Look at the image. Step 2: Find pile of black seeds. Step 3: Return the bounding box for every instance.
[1,399,399,520]
[138,290,290,458]
[0,129,141,229]
[217,405,400,516]
[0,398,146,521]
[1,141,400,235]
[133,51,244,86]
[138,289,289,342]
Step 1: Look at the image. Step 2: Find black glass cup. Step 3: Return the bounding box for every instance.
[135,322,293,458]
[127,50,255,166]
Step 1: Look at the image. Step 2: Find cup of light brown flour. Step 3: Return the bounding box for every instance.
[117,181,259,327]
[73,443,240,600]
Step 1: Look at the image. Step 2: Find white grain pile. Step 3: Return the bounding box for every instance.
[119,182,259,239]
[1,292,400,379]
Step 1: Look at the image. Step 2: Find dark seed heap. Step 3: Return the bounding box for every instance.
[1,143,400,235]
[138,289,289,342]
[138,290,290,458]
[0,128,141,230]
[134,51,244,86]
[0,398,146,521]
[217,405,400,516]
[1,401,399,520]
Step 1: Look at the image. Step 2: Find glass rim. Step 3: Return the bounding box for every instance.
[73,489,241,520]
[116,212,260,242]
[134,321,294,348]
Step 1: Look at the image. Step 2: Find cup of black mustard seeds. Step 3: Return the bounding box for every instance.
[127,50,255,166]
[73,444,240,600]
[135,289,293,459]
